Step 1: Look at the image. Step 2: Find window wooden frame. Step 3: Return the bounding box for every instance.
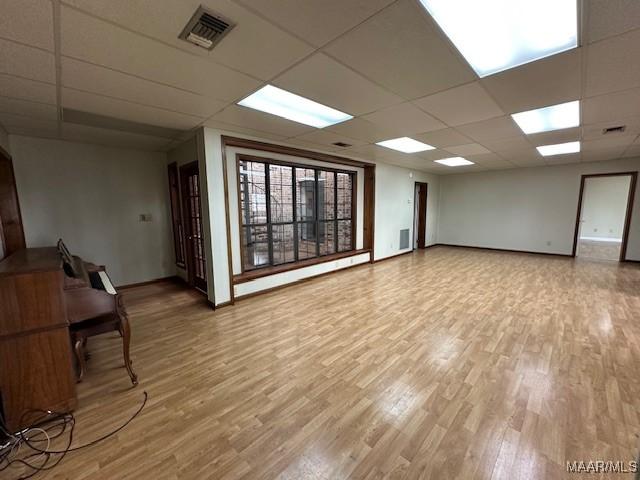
[236,153,358,276]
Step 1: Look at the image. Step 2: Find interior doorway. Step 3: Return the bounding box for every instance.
[572,172,637,261]
[413,182,428,249]
[180,161,207,293]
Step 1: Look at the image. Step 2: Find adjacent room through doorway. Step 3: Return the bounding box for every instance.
[574,173,636,261]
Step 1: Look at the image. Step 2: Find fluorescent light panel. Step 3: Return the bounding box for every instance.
[419,0,578,77]
[435,157,474,167]
[238,85,353,128]
[512,101,579,134]
[536,141,580,156]
[376,137,435,153]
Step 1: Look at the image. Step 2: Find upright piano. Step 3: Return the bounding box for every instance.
[0,245,122,433]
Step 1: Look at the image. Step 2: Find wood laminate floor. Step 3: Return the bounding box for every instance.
[33,247,640,479]
[578,239,622,262]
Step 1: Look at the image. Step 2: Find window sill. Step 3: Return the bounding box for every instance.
[233,249,371,284]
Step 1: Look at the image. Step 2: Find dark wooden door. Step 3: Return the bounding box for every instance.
[0,149,25,260]
[180,162,207,292]
[416,182,428,249]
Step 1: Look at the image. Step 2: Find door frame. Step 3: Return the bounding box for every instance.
[413,181,428,250]
[180,161,207,292]
[0,146,26,260]
[571,171,637,261]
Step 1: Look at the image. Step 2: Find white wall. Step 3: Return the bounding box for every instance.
[374,162,439,261]
[580,175,631,241]
[10,135,174,285]
[437,157,640,260]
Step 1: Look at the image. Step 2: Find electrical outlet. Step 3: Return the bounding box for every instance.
[139,213,153,222]
[546,241,552,246]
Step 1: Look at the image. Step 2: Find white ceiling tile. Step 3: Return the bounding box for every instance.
[202,118,286,141]
[481,49,581,113]
[622,143,640,158]
[210,105,314,138]
[234,0,395,47]
[412,128,473,148]
[0,0,54,51]
[413,82,503,126]
[445,143,490,156]
[582,135,635,152]
[362,102,445,136]
[414,149,454,161]
[456,116,522,142]
[60,6,259,102]
[0,97,58,121]
[380,153,450,172]
[273,53,402,116]
[62,88,205,130]
[509,156,547,167]
[326,118,400,143]
[547,153,581,165]
[587,0,640,43]
[61,123,171,151]
[0,113,59,136]
[283,138,342,152]
[585,29,640,97]
[61,57,227,118]
[292,130,366,149]
[582,118,640,141]
[581,150,624,163]
[431,163,485,174]
[0,39,56,83]
[527,127,581,146]
[583,89,640,124]
[480,136,532,152]
[324,0,474,99]
[498,149,544,164]
[466,153,515,169]
[0,74,56,104]
[61,0,312,80]
[343,143,398,162]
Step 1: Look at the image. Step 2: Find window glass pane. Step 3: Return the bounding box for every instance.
[297,222,317,259]
[272,223,295,265]
[337,173,352,220]
[269,164,293,223]
[318,171,335,220]
[337,220,352,252]
[296,168,316,221]
[243,225,269,270]
[239,161,267,225]
[318,221,336,256]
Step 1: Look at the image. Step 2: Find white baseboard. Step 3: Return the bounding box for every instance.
[579,236,622,243]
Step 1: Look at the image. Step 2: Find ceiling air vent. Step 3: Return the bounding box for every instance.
[332,142,352,148]
[179,6,234,50]
[602,125,626,135]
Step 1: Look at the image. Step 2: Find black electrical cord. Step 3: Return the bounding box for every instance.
[0,391,147,480]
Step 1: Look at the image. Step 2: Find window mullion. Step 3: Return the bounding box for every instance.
[315,169,320,257]
[334,172,338,254]
[293,167,299,262]
[265,163,273,266]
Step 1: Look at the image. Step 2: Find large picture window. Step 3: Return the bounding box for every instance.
[238,156,355,272]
